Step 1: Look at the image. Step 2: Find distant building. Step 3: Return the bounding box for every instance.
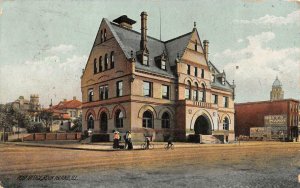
[270,76,284,101]
[235,99,299,140]
[49,97,82,120]
[80,12,235,142]
[10,94,41,122]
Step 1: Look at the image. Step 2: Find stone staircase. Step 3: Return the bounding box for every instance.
[200,135,223,144]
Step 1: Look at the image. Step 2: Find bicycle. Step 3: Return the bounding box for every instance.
[164,143,174,150]
[141,143,154,150]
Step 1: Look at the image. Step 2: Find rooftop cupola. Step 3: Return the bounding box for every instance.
[113,15,136,29]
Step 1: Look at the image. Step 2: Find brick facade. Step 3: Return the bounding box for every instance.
[81,12,235,142]
[235,99,300,140]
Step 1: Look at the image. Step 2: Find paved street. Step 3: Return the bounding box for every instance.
[0,142,300,187]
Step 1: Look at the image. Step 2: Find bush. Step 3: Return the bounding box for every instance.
[26,122,46,133]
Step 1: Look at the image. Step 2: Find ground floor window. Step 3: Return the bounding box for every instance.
[161,112,170,128]
[115,110,124,128]
[87,115,94,129]
[223,117,229,130]
[143,110,153,128]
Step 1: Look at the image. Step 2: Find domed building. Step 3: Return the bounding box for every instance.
[270,76,284,101]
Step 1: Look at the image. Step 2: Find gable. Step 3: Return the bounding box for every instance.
[181,29,208,68]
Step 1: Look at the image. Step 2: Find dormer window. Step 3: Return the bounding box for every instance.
[104,29,107,41]
[143,54,149,66]
[222,77,226,85]
[161,60,166,70]
[195,40,198,51]
[212,74,215,82]
[100,30,103,43]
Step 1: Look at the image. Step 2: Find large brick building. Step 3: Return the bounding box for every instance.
[235,78,299,140]
[81,12,235,142]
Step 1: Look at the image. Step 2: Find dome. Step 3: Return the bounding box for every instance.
[272,76,282,87]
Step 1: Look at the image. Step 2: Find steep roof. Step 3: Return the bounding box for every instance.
[208,61,233,92]
[51,99,82,110]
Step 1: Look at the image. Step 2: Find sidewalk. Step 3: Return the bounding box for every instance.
[2,140,297,152]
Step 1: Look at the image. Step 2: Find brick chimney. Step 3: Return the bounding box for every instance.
[203,40,209,60]
[140,11,148,51]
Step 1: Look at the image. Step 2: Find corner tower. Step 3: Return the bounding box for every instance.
[270,76,284,101]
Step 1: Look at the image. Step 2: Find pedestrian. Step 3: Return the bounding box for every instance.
[127,131,133,150]
[124,131,128,149]
[113,131,119,149]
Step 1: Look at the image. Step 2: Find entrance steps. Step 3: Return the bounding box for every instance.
[200,135,222,144]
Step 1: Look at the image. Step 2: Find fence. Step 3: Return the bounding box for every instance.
[23,133,81,141]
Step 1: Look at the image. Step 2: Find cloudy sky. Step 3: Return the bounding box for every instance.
[0,0,299,106]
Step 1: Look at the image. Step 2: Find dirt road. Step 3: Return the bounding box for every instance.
[1,142,300,187]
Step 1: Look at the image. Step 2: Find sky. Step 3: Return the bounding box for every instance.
[0,0,299,107]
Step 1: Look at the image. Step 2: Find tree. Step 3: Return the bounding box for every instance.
[0,104,18,142]
[39,110,53,132]
[71,114,82,132]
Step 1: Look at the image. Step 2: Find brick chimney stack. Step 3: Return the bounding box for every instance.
[140,11,148,51]
[203,40,209,60]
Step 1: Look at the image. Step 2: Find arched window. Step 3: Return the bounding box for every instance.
[110,51,114,69]
[88,89,94,102]
[99,56,103,72]
[115,110,124,128]
[104,29,107,41]
[100,30,103,43]
[193,82,198,101]
[143,110,153,128]
[200,83,206,102]
[185,81,191,100]
[104,53,108,70]
[223,117,229,130]
[93,58,97,74]
[100,112,108,132]
[161,112,170,129]
[87,115,94,129]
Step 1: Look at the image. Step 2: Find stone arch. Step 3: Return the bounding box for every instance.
[221,113,231,124]
[192,79,200,86]
[158,107,175,120]
[190,109,214,131]
[97,107,110,120]
[85,109,96,121]
[138,105,157,119]
[112,104,127,119]
[184,77,193,85]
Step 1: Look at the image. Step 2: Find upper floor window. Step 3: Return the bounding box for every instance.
[116,81,123,97]
[143,81,152,97]
[195,67,198,77]
[212,94,218,104]
[99,85,108,100]
[104,53,108,70]
[162,85,170,99]
[223,96,229,108]
[193,83,199,101]
[99,56,103,72]
[200,83,206,102]
[100,30,103,43]
[195,40,198,51]
[185,81,191,100]
[104,29,107,41]
[201,69,204,78]
[161,60,166,70]
[110,51,114,69]
[88,89,94,102]
[187,65,191,75]
[93,58,97,74]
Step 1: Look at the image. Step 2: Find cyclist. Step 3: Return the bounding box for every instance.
[145,137,150,149]
[167,136,173,148]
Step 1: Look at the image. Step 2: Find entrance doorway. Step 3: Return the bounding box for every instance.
[100,112,108,133]
[194,115,211,135]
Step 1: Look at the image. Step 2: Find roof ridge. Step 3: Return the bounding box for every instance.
[164,31,193,43]
[110,22,164,43]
